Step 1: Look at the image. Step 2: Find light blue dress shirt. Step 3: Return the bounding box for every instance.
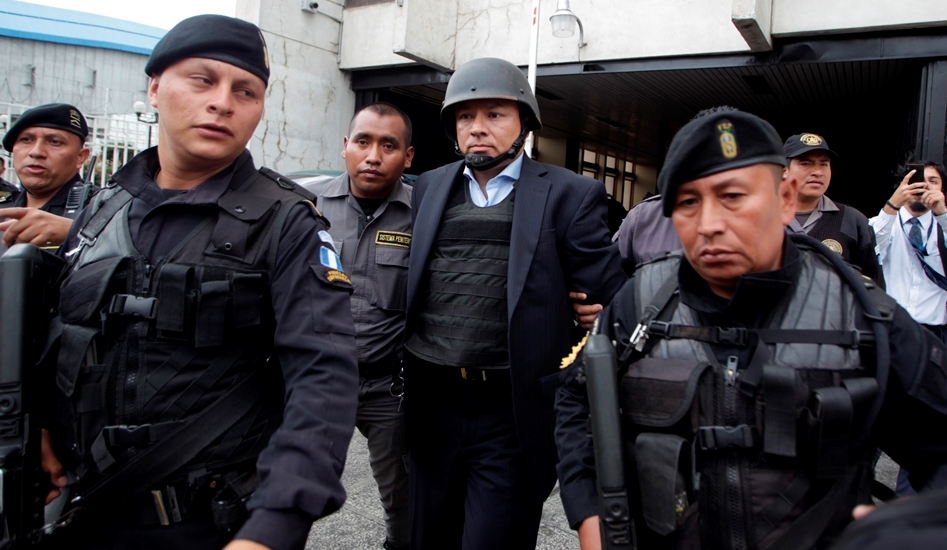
[462,153,524,207]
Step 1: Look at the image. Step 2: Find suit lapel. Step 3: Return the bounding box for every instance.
[508,157,550,316]
[407,161,464,309]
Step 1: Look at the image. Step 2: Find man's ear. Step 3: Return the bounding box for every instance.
[147,76,160,109]
[404,146,415,169]
[341,137,348,159]
[76,148,91,173]
[779,174,798,226]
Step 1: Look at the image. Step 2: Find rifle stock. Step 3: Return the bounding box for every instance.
[584,334,635,550]
[0,245,65,548]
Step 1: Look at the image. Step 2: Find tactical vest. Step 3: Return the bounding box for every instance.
[53,169,313,484]
[617,246,888,550]
[405,182,513,368]
[806,206,856,263]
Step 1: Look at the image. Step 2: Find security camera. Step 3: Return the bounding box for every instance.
[301,0,318,12]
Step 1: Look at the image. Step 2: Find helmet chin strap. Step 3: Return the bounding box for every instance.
[458,126,531,172]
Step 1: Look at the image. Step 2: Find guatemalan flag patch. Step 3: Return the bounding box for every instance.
[320,246,343,271]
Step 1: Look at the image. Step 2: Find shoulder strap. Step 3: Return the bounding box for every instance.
[65,369,264,515]
[76,187,133,245]
[936,220,947,277]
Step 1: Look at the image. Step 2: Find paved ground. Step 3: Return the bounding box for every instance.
[306,431,576,550]
[306,432,901,549]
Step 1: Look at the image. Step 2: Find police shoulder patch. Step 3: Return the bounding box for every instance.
[326,269,351,285]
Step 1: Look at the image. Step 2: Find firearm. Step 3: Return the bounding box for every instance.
[63,155,97,220]
[0,244,65,548]
[584,334,636,550]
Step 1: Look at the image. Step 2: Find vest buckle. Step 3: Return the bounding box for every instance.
[698,424,756,450]
[108,295,158,320]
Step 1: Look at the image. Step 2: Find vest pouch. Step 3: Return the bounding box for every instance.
[73,363,108,466]
[798,386,853,479]
[621,358,713,436]
[207,192,279,265]
[635,433,697,537]
[60,256,126,324]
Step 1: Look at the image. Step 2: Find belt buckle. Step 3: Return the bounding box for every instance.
[460,368,486,381]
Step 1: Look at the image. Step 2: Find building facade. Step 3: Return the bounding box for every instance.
[238,0,947,211]
[0,0,163,185]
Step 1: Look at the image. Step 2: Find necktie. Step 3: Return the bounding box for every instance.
[907,218,925,251]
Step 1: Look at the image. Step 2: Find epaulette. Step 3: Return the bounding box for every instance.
[256,167,328,225]
[560,331,589,369]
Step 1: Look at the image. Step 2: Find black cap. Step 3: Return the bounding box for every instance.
[145,15,270,86]
[783,133,837,159]
[658,110,786,216]
[3,103,88,152]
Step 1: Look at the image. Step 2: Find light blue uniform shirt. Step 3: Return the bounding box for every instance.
[462,153,524,207]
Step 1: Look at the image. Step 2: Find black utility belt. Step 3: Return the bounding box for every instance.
[107,467,257,531]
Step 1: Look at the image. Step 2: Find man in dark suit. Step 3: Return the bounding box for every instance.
[403,57,625,550]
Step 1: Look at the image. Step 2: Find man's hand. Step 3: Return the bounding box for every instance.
[223,540,271,550]
[852,504,877,520]
[885,171,928,213]
[571,292,603,330]
[41,429,68,505]
[921,185,947,215]
[578,515,602,550]
[0,207,73,247]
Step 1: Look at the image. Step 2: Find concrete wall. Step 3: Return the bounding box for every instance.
[338,0,947,71]
[772,0,947,36]
[238,0,354,174]
[0,36,150,116]
[245,0,947,174]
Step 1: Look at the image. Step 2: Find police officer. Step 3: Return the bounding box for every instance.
[41,15,358,550]
[404,57,624,549]
[0,158,19,203]
[784,132,884,287]
[0,103,92,248]
[304,102,414,550]
[556,110,947,550]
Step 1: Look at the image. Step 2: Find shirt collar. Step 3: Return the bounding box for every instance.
[817,195,840,212]
[900,207,934,230]
[14,172,81,210]
[112,147,252,207]
[462,152,525,186]
[324,173,411,207]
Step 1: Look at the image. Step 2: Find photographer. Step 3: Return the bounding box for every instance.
[870,162,947,343]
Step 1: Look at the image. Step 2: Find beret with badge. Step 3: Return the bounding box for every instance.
[658,110,787,217]
[2,103,88,152]
[144,14,270,86]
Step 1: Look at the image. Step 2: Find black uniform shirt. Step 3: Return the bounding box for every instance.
[62,149,359,550]
[0,172,81,215]
[555,236,947,530]
[0,177,19,204]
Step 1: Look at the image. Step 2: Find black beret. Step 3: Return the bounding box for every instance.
[658,110,787,216]
[3,103,88,152]
[145,15,270,86]
[783,132,837,159]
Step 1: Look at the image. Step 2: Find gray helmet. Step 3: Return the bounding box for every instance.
[440,57,542,141]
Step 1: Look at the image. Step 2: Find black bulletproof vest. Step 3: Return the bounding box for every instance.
[807,205,856,263]
[406,177,513,368]
[614,249,889,550]
[53,169,312,482]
